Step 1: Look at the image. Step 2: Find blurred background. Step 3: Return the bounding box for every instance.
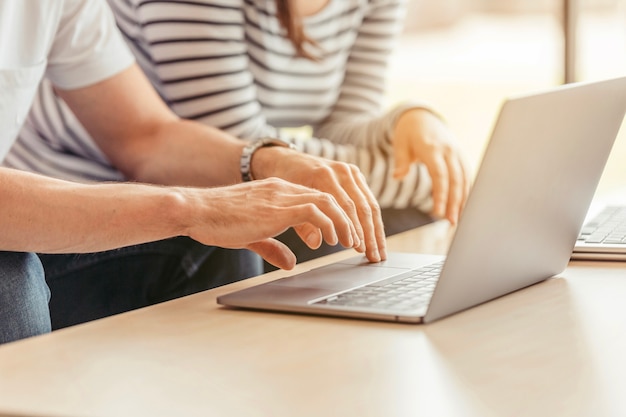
[388,0,626,198]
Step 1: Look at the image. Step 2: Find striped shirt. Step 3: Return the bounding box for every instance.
[6,0,433,211]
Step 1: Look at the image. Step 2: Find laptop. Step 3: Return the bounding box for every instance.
[218,77,626,323]
[572,203,626,261]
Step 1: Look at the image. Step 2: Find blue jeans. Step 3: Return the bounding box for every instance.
[0,238,262,344]
[0,252,51,344]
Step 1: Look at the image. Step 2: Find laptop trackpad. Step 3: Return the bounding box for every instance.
[269,263,408,292]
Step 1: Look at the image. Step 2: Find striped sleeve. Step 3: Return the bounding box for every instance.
[308,0,435,212]
[314,0,405,148]
[112,0,278,139]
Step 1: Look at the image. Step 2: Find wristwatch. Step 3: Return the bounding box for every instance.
[240,137,295,182]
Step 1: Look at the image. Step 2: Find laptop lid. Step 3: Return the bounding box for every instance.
[218,77,626,323]
[424,76,626,321]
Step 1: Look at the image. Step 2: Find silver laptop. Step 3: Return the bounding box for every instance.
[572,204,626,261]
[218,77,626,323]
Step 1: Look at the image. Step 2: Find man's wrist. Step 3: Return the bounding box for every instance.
[240,137,295,182]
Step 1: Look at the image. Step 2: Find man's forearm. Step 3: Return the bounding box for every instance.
[106,119,247,187]
[55,65,246,188]
[0,168,188,254]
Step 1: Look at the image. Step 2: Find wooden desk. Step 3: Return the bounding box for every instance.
[0,222,625,417]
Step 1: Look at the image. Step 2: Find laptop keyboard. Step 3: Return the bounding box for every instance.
[314,261,444,312]
[578,206,626,244]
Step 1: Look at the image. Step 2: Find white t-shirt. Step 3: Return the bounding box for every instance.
[0,0,134,160]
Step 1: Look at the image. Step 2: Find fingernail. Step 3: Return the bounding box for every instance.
[354,241,365,253]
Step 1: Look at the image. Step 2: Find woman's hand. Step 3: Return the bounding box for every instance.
[392,108,471,224]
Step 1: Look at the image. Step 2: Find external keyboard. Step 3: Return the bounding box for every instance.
[578,206,626,244]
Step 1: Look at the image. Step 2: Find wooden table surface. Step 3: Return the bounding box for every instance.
[0,221,625,417]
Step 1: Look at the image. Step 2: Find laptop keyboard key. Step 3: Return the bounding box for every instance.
[315,261,443,312]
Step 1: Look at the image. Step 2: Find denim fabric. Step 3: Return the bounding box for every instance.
[0,252,51,344]
[39,237,262,330]
[0,238,261,344]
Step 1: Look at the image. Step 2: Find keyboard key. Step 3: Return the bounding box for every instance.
[580,206,626,245]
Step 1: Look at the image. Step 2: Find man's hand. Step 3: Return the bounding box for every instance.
[392,108,471,224]
[250,148,387,263]
[183,178,361,270]
[252,147,387,262]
